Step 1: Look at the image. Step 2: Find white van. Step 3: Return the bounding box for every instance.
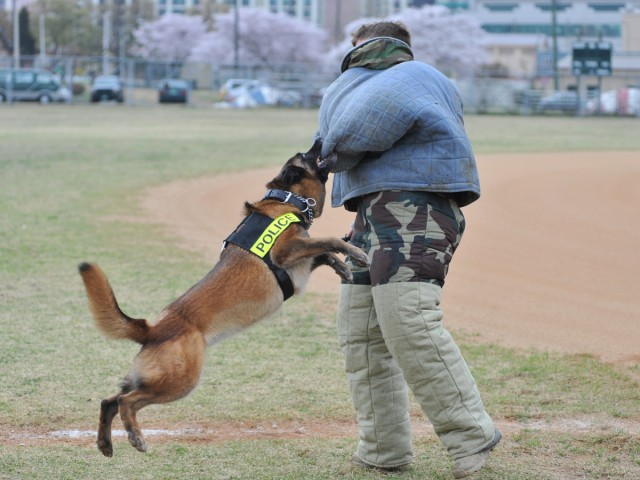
[0,68,71,104]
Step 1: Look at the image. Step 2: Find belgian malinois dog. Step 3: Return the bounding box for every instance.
[78,140,369,457]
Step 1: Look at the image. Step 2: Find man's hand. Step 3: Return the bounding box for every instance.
[342,224,354,242]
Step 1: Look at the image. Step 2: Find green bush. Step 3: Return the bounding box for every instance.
[72,82,86,96]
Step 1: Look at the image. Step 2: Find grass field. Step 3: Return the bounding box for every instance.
[1,105,639,479]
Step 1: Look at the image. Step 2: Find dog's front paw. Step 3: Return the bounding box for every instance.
[347,249,370,267]
[334,261,354,283]
[324,253,354,282]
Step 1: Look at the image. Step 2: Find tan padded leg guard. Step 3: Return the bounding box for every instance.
[337,283,413,468]
[372,282,496,460]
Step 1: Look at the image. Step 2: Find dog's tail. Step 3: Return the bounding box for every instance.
[78,262,151,344]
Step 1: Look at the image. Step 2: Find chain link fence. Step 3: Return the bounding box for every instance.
[1,54,639,116]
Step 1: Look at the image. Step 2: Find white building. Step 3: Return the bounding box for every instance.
[464,0,638,52]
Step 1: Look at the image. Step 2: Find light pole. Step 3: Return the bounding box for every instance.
[334,0,342,44]
[39,14,46,67]
[233,0,239,71]
[103,9,111,75]
[551,0,559,90]
[12,0,20,69]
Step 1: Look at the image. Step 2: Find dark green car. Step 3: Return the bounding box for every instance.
[0,68,71,104]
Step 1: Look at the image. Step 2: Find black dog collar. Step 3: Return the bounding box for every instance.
[263,189,316,227]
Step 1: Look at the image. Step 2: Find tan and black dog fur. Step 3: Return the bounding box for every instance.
[78,140,368,457]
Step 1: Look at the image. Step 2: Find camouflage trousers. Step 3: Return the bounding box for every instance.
[337,191,496,467]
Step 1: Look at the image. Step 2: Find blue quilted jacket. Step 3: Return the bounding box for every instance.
[317,40,480,209]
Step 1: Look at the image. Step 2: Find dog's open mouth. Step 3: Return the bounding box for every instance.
[317,153,336,170]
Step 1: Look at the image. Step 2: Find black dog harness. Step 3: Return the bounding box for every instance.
[222,190,315,301]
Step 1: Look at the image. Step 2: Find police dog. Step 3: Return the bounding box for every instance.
[78,140,368,457]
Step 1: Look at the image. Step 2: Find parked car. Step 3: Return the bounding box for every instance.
[219,79,272,107]
[585,87,640,116]
[0,68,71,104]
[536,91,580,114]
[158,79,190,104]
[218,78,302,108]
[91,75,124,103]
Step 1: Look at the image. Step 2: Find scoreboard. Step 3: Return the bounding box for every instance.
[572,42,612,76]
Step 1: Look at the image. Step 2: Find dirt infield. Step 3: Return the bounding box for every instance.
[141,151,639,365]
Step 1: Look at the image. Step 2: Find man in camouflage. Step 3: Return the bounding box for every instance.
[316,21,500,478]
[348,191,464,287]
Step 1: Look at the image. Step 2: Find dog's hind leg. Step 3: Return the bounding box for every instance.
[118,390,154,453]
[97,394,120,457]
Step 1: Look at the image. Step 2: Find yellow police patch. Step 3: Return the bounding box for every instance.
[249,212,301,258]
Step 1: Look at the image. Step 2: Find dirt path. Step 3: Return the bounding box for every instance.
[140,151,640,365]
[4,415,639,447]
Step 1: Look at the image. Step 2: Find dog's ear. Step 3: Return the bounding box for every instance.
[267,163,307,190]
[278,165,306,187]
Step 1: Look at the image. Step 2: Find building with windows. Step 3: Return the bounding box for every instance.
[156,0,202,15]
[359,0,433,16]
[145,0,435,31]
[214,0,321,25]
[472,1,640,80]
[622,11,640,52]
[467,0,638,52]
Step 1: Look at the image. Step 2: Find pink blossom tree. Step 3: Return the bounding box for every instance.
[189,8,327,67]
[323,17,378,70]
[325,7,488,76]
[394,6,488,75]
[133,14,208,62]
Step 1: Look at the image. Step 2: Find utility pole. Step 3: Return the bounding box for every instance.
[233,0,239,71]
[115,0,125,77]
[103,9,112,75]
[334,0,342,44]
[12,0,20,69]
[551,0,559,90]
[39,15,46,67]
